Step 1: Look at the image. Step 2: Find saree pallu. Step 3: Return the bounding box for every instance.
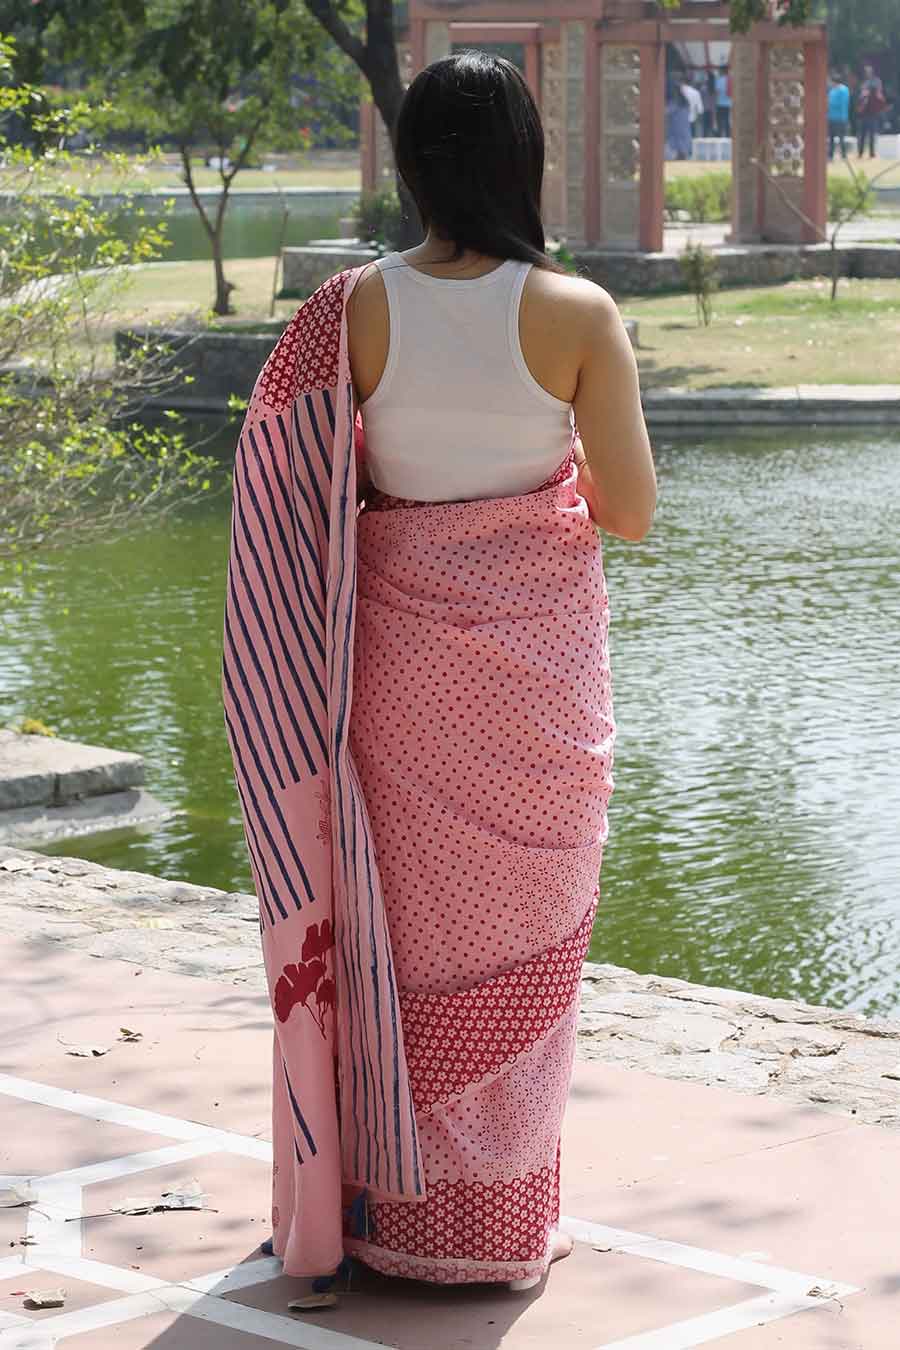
[344,465,615,1284]
[222,265,615,1287]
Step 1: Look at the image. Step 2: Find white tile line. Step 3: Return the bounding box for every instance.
[158,1285,389,1350]
[0,1258,28,1281]
[0,1075,866,1350]
[0,1075,270,1159]
[0,1319,30,1335]
[181,1255,284,1294]
[40,1139,222,1187]
[0,1291,170,1348]
[592,1288,853,1350]
[0,1075,218,1143]
[25,1183,82,1262]
[35,1256,167,1295]
[559,1215,862,1298]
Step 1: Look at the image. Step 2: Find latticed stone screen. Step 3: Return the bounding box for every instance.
[768,45,805,177]
[599,44,641,247]
[542,40,566,236]
[565,23,587,242]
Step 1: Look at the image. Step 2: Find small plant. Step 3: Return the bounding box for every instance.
[827,176,875,218]
[13,717,56,737]
[548,240,581,275]
[351,190,404,253]
[680,240,719,326]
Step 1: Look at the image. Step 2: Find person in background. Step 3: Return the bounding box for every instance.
[683,75,704,144]
[715,64,732,138]
[827,71,850,161]
[702,70,717,138]
[857,63,886,158]
[666,75,693,161]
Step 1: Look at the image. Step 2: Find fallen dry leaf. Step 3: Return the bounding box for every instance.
[0,1183,37,1209]
[111,1197,158,1216]
[106,1179,211,1218]
[118,1028,143,1043]
[158,1180,207,1211]
[288,1293,338,1311]
[134,916,177,929]
[806,1281,841,1300]
[24,1289,66,1309]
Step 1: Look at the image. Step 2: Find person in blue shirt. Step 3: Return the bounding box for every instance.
[714,64,732,138]
[828,72,851,160]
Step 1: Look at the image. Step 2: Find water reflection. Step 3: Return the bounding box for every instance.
[1,430,898,1015]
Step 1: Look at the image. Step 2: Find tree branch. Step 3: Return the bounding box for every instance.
[302,0,368,75]
[178,143,215,241]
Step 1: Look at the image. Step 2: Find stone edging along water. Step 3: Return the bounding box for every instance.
[116,322,900,429]
[2,844,898,1131]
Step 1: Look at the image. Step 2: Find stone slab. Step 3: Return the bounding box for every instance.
[0,787,174,847]
[0,730,145,810]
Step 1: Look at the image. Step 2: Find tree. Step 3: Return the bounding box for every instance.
[85,1,356,316]
[0,36,220,562]
[658,0,813,27]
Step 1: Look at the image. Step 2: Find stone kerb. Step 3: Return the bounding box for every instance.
[2,844,899,1130]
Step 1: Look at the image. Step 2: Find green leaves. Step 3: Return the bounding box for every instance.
[657,0,813,31]
[0,36,223,562]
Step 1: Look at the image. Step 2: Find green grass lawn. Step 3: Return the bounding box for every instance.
[665,154,899,183]
[629,277,900,389]
[101,257,300,330]
[107,260,900,391]
[53,149,361,193]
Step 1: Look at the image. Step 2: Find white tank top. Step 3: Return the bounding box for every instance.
[360,252,575,502]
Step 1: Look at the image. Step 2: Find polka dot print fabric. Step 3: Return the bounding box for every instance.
[346,461,615,1282]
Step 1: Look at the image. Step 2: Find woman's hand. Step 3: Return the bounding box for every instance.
[573,435,602,528]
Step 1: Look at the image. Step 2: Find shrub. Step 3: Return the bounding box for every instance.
[351,189,404,252]
[664,172,874,226]
[680,240,719,326]
[665,173,731,223]
[827,175,875,218]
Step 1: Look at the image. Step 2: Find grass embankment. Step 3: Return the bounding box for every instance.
[630,277,900,389]
[112,260,900,390]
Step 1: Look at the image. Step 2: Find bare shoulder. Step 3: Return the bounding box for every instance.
[347,262,386,323]
[346,263,389,400]
[525,266,621,339]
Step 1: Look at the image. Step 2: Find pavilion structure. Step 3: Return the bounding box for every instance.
[360,0,828,252]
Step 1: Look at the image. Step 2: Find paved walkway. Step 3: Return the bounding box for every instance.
[2,849,899,1347]
[662,218,900,251]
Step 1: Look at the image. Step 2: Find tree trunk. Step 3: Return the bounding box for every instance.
[212,229,233,316]
[364,27,424,245]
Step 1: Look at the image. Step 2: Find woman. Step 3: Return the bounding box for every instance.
[223,51,655,1298]
[665,74,693,161]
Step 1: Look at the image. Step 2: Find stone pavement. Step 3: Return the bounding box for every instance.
[2,915,899,1347]
[2,846,899,1135]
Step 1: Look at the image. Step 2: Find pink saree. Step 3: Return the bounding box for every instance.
[222,265,615,1286]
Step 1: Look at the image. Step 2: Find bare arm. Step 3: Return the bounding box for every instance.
[573,289,657,542]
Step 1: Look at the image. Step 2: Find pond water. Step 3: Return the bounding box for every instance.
[3,429,899,1017]
[159,201,345,262]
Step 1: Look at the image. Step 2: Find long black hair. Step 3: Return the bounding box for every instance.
[395,51,557,268]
